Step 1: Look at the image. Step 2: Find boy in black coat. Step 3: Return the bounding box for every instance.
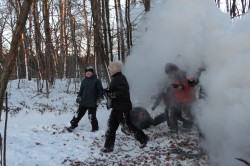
[101,61,149,153]
[67,66,103,132]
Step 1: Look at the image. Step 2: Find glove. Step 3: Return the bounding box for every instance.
[151,105,156,111]
[171,84,184,90]
[76,97,81,103]
[96,99,101,106]
[107,92,116,99]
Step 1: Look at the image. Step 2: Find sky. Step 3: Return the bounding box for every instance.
[124,0,250,165]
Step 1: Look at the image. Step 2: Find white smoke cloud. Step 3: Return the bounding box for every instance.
[124,0,250,165]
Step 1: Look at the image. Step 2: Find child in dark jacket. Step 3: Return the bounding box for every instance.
[67,66,103,132]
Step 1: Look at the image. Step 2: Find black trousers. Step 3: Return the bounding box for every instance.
[70,105,99,130]
[104,109,148,148]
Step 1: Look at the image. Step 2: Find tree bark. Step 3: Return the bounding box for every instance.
[90,0,109,79]
[83,0,92,65]
[33,2,46,81]
[43,0,54,97]
[60,0,68,78]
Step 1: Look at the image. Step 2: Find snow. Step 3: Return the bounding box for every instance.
[2,79,207,166]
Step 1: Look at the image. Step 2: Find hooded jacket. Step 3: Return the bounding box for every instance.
[78,74,103,108]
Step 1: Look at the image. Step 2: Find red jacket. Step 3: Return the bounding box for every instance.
[172,81,197,104]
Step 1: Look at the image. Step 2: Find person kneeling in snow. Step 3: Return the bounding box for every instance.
[101,61,149,153]
[67,66,104,132]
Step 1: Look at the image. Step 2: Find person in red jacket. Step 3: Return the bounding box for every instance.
[152,63,203,133]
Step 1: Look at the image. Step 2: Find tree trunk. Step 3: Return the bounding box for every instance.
[143,0,150,12]
[43,0,55,97]
[83,0,92,65]
[105,0,113,61]
[60,0,68,78]
[117,0,125,62]
[90,0,109,80]
[125,0,132,55]
[0,0,33,113]
[32,2,46,82]
[114,0,121,60]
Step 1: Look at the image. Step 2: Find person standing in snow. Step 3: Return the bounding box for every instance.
[152,63,201,133]
[101,61,149,153]
[67,66,104,132]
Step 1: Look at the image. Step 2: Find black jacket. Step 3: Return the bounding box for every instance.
[78,74,103,108]
[107,72,132,111]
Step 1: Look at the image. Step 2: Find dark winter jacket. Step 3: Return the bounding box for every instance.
[106,72,132,111]
[78,74,103,108]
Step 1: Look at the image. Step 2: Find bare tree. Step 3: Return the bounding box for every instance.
[83,0,92,65]
[43,0,55,97]
[125,0,132,55]
[0,0,33,116]
[33,2,46,80]
[90,0,109,79]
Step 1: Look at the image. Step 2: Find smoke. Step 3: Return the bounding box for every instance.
[124,0,250,165]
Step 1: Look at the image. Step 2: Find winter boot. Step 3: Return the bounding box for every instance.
[100,146,114,153]
[121,126,132,135]
[67,126,75,132]
[139,135,149,149]
[91,128,99,132]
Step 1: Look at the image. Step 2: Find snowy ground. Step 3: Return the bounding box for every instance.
[0,79,208,166]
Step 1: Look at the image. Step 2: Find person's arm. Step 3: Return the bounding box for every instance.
[78,80,84,97]
[96,79,104,99]
[152,92,164,110]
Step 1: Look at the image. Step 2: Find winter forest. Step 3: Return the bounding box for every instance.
[0,0,250,165]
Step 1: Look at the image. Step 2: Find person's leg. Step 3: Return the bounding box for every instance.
[70,105,88,128]
[130,107,154,129]
[181,105,193,129]
[122,110,149,148]
[102,109,120,152]
[153,113,167,126]
[164,106,170,127]
[88,107,99,131]
[168,106,179,133]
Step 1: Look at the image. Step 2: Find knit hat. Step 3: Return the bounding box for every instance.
[165,63,179,74]
[85,66,94,73]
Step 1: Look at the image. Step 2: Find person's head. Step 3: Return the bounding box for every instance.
[85,66,94,77]
[165,63,179,75]
[108,61,123,76]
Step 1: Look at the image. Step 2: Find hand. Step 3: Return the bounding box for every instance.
[96,99,101,106]
[76,97,81,103]
[151,103,157,111]
[151,106,156,111]
[107,92,116,99]
[171,84,184,90]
